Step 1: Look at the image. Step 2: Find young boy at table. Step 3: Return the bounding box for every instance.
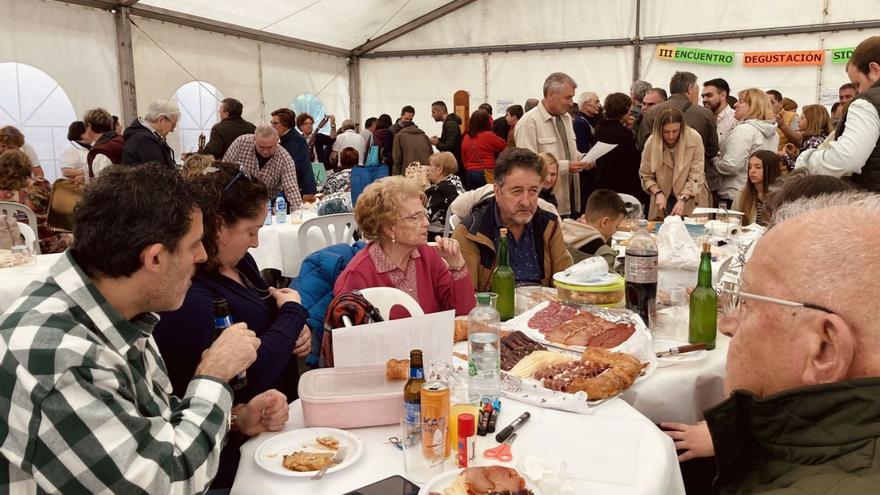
[561,189,626,269]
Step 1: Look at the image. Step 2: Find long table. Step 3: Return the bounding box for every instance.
[249,210,325,277]
[232,397,685,494]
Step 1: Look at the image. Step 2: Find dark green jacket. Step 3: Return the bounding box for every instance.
[202,116,256,159]
[707,378,880,494]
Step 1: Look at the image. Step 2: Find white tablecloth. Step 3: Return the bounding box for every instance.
[622,334,729,424]
[232,398,685,494]
[250,210,326,277]
[0,253,62,314]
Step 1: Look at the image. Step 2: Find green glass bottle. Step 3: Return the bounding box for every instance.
[491,228,516,321]
[688,242,717,350]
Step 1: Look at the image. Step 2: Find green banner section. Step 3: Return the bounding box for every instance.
[832,47,855,64]
[659,46,736,66]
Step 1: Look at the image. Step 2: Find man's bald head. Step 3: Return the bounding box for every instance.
[726,193,880,398]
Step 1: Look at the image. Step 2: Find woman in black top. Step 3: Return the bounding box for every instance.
[593,93,650,210]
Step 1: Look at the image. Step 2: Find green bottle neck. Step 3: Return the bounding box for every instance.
[497,234,510,268]
[697,252,713,287]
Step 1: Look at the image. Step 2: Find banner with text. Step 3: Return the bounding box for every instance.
[831,47,855,64]
[655,45,735,66]
[743,50,825,67]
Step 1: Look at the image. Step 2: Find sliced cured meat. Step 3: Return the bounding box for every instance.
[586,323,635,348]
[527,301,577,334]
[463,466,528,494]
[500,331,546,371]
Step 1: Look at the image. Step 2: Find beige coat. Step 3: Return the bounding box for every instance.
[514,102,581,217]
[639,127,709,220]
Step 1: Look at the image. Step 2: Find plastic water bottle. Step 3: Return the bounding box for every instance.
[467,293,501,402]
[264,199,273,225]
[274,194,287,224]
[625,219,658,329]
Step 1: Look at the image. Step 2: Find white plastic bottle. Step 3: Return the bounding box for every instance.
[467,293,501,402]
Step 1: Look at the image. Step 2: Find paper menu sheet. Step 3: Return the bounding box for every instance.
[331,310,454,368]
[580,141,618,164]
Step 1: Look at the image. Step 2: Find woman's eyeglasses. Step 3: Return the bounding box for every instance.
[397,210,429,224]
[223,166,252,192]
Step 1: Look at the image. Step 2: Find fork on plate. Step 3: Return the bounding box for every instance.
[310,446,348,480]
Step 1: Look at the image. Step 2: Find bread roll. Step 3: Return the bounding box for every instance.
[454,319,469,343]
[385,358,409,380]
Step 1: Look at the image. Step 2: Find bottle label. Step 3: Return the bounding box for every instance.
[625,253,658,283]
[410,368,424,379]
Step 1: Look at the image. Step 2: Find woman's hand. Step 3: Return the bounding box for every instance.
[433,236,466,271]
[293,325,311,357]
[661,421,715,462]
[670,199,686,217]
[269,287,301,309]
[653,192,667,215]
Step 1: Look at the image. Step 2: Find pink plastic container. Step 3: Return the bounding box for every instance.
[299,365,404,428]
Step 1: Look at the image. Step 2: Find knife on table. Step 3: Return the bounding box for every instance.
[656,343,707,358]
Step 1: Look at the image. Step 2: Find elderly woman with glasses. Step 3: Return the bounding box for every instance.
[152,162,310,489]
[335,176,476,318]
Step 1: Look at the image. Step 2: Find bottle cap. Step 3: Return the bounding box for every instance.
[458,413,476,436]
[477,293,491,304]
[499,227,508,236]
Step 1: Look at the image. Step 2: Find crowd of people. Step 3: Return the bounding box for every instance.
[0,34,878,494]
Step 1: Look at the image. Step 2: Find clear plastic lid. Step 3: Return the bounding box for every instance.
[298,365,404,402]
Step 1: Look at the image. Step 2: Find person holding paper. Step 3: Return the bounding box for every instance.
[639,107,709,219]
[335,176,476,319]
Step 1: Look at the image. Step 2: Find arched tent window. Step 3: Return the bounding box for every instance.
[0,63,77,182]
[172,81,224,155]
[291,93,331,134]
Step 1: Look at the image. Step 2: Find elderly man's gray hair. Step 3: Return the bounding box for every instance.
[543,72,577,97]
[630,80,652,102]
[577,92,598,105]
[339,119,356,132]
[771,191,880,228]
[143,100,180,123]
[255,124,279,139]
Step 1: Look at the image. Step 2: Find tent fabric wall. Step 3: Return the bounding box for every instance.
[0,0,120,118]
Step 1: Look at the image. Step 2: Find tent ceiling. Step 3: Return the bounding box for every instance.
[138,0,455,51]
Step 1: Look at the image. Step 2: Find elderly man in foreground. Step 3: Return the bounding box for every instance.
[0,164,288,494]
[675,192,880,494]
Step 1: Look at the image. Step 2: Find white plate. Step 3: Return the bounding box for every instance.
[419,467,543,495]
[253,427,364,478]
[612,231,633,243]
[691,207,744,216]
[653,338,709,366]
[552,271,619,287]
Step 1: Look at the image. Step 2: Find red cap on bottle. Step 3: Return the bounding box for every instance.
[458,413,476,437]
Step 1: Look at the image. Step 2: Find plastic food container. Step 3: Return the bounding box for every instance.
[553,273,626,307]
[299,365,404,428]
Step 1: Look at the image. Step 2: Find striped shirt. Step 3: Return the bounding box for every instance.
[0,251,233,494]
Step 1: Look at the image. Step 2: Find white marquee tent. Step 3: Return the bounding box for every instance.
[1,0,878,181]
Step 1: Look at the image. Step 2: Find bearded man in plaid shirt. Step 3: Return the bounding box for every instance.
[0,163,289,494]
[222,125,303,206]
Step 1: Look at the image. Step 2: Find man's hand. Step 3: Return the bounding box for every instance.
[433,236,466,271]
[195,323,260,382]
[293,325,311,357]
[653,192,667,215]
[774,110,786,127]
[430,136,439,146]
[328,114,336,126]
[569,160,589,173]
[237,390,289,436]
[269,287,302,309]
[661,421,715,462]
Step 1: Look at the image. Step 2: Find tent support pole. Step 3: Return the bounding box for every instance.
[115,6,138,124]
[349,56,362,128]
[632,0,642,82]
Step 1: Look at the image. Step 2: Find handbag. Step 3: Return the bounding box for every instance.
[365,134,381,167]
[47,178,83,233]
[405,161,428,188]
[350,159,389,207]
[321,291,383,367]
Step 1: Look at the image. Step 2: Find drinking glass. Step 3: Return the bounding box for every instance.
[401,416,445,483]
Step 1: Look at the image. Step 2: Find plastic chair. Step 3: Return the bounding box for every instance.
[16,222,40,254]
[358,287,424,321]
[297,213,357,258]
[443,212,461,238]
[0,201,38,229]
[617,193,644,219]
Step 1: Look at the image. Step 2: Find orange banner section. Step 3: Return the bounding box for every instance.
[743,50,824,67]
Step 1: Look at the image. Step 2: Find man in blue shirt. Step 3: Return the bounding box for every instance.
[453,148,573,290]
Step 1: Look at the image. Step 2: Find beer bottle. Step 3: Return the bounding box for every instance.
[491,228,515,321]
[688,242,717,350]
[403,350,426,425]
[213,299,247,390]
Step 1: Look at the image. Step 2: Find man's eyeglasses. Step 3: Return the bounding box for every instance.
[717,283,834,317]
[397,210,429,223]
[223,166,252,192]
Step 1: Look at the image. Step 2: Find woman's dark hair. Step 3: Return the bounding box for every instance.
[467,109,492,137]
[339,147,358,169]
[506,105,524,120]
[603,92,632,121]
[188,161,269,273]
[67,121,87,142]
[0,150,33,190]
[71,162,199,278]
[740,150,782,224]
[295,112,314,130]
[376,114,392,130]
[271,108,296,130]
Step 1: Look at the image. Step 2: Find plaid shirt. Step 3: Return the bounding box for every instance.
[0,252,233,494]
[222,134,303,207]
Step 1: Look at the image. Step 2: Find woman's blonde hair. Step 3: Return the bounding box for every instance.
[537,152,558,174]
[801,104,834,139]
[181,154,216,178]
[428,151,458,176]
[0,150,33,191]
[737,88,774,121]
[355,176,427,241]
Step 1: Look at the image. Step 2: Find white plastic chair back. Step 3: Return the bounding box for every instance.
[0,201,38,230]
[16,222,40,254]
[297,213,357,257]
[443,212,461,238]
[358,287,424,320]
[617,193,644,219]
